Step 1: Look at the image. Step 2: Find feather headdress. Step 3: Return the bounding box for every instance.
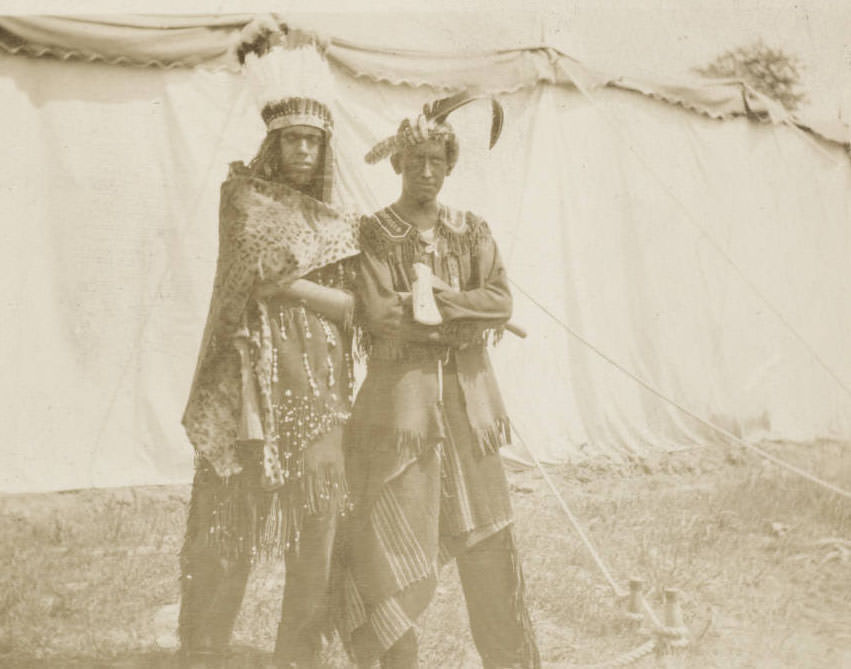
[365,91,503,165]
[236,18,336,134]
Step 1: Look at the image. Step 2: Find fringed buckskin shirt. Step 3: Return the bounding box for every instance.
[339,204,517,659]
[352,205,513,466]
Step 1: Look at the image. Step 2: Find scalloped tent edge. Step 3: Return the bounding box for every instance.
[0,14,848,154]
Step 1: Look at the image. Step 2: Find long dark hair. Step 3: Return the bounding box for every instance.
[246,128,328,201]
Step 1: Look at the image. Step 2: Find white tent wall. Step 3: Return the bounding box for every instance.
[2,47,850,493]
[496,86,851,463]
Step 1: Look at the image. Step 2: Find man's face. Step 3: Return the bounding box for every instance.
[398,139,449,204]
[278,125,324,187]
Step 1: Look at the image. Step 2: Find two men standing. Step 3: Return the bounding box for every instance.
[180,20,540,669]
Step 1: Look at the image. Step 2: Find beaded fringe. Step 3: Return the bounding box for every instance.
[203,463,350,562]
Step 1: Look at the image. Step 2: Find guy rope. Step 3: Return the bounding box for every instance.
[504,276,851,666]
[511,424,685,668]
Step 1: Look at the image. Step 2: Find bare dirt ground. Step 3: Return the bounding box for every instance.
[1,440,849,668]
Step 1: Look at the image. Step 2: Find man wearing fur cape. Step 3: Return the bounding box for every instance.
[179,20,358,668]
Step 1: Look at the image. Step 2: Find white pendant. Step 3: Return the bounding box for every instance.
[411,262,443,326]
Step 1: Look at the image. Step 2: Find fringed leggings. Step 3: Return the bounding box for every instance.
[178,464,338,667]
[378,526,540,669]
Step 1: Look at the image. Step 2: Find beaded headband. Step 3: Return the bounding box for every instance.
[262,99,334,134]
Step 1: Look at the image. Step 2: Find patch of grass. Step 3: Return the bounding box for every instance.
[513,440,851,668]
[0,441,849,668]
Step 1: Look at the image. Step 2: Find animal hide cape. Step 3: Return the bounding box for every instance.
[182,163,359,477]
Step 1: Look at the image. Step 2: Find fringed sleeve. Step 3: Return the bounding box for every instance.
[434,214,512,324]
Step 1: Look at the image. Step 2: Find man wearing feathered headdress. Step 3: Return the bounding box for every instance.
[179,17,359,668]
[339,100,541,668]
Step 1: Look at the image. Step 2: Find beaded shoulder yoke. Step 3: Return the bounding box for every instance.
[355,205,507,362]
[359,205,494,265]
[182,164,359,478]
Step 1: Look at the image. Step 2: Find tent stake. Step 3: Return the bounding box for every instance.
[662,588,689,648]
[625,577,645,623]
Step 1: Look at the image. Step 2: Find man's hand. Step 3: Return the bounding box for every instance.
[252,278,291,301]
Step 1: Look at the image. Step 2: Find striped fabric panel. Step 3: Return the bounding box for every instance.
[370,596,415,650]
[371,487,433,590]
[339,568,367,636]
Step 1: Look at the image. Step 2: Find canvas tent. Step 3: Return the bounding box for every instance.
[1,15,850,494]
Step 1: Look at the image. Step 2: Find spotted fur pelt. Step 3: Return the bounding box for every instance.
[182,165,359,477]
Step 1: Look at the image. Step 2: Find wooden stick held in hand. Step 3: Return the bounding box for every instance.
[505,322,527,339]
